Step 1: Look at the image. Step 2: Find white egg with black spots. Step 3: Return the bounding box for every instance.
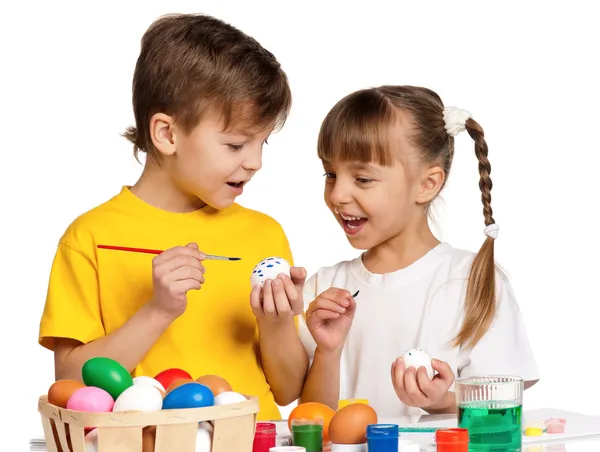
[250,256,291,287]
[214,391,247,405]
[402,348,434,379]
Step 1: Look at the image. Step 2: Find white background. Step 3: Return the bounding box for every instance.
[1,1,599,450]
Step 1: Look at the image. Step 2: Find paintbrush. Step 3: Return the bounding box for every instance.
[96,245,241,261]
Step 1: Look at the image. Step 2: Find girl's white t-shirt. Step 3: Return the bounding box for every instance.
[298,242,540,417]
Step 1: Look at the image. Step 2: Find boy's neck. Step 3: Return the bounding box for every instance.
[131,162,209,213]
[362,222,440,274]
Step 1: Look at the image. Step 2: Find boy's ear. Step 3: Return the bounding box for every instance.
[416,165,445,204]
[150,113,177,156]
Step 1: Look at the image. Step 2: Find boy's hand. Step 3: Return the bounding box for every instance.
[391,357,455,411]
[149,242,206,319]
[305,288,356,353]
[250,266,307,323]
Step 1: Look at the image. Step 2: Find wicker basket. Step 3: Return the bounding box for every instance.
[38,394,259,452]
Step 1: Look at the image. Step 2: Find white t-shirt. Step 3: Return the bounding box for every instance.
[298,242,539,417]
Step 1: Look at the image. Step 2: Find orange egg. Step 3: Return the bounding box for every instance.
[288,402,336,444]
[328,403,377,444]
[47,380,86,408]
[195,375,233,396]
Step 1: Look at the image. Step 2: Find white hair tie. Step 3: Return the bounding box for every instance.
[484,224,499,239]
[443,106,472,137]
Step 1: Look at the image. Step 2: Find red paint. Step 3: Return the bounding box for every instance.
[253,422,276,452]
[154,368,193,390]
[436,428,469,451]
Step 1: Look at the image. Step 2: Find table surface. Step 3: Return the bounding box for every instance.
[29,413,600,451]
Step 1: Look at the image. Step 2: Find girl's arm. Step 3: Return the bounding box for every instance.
[299,347,342,410]
[298,286,356,410]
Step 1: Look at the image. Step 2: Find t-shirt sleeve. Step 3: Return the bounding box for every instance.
[298,272,318,362]
[458,272,540,384]
[38,239,105,351]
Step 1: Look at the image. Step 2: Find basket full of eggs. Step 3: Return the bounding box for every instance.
[38,357,258,452]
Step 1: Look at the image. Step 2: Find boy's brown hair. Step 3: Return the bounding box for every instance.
[124,14,292,161]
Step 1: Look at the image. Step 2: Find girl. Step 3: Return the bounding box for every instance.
[297,85,539,416]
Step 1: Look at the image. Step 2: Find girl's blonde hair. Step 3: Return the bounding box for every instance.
[318,86,496,348]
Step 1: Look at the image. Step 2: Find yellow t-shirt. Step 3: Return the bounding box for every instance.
[39,186,294,420]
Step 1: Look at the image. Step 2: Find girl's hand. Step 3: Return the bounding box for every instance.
[391,357,455,412]
[305,288,356,353]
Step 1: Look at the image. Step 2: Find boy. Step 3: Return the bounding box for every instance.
[38,13,308,420]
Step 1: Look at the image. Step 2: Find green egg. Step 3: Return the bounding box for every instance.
[82,357,133,400]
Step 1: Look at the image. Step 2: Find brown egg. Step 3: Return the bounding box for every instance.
[142,425,156,452]
[47,380,86,408]
[328,403,378,444]
[165,378,194,394]
[195,375,232,396]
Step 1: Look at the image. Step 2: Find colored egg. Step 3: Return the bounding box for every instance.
[166,378,194,394]
[67,387,114,412]
[133,376,166,393]
[82,357,133,399]
[214,391,247,405]
[195,374,232,396]
[328,403,378,444]
[113,384,163,412]
[288,401,336,444]
[47,379,86,408]
[162,382,214,409]
[154,368,192,391]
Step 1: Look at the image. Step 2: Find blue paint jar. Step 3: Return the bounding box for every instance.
[366,424,399,452]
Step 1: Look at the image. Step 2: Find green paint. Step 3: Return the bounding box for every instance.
[291,424,322,452]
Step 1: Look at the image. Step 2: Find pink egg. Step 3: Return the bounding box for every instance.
[67,387,114,412]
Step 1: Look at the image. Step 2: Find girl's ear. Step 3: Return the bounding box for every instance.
[416,165,445,204]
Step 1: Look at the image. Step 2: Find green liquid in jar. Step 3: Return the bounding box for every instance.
[458,402,522,451]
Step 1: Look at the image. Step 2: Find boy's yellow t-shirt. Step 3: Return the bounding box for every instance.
[38,186,294,420]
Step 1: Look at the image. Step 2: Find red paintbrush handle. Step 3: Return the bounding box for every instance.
[97,245,163,255]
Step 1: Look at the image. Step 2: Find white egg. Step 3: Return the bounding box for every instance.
[199,421,214,433]
[250,256,291,287]
[195,425,213,452]
[113,384,163,412]
[214,391,247,405]
[401,348,434,379]
[84,428,98,452]
[133,375,166,392]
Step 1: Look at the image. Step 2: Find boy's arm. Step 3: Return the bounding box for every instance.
[43,239,204,380]
[251,225,308,405]
[257,317,308,406]
[299,347,341,411]
[54,303,175,380]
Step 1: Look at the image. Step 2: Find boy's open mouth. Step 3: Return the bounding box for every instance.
[226,181,244,188]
